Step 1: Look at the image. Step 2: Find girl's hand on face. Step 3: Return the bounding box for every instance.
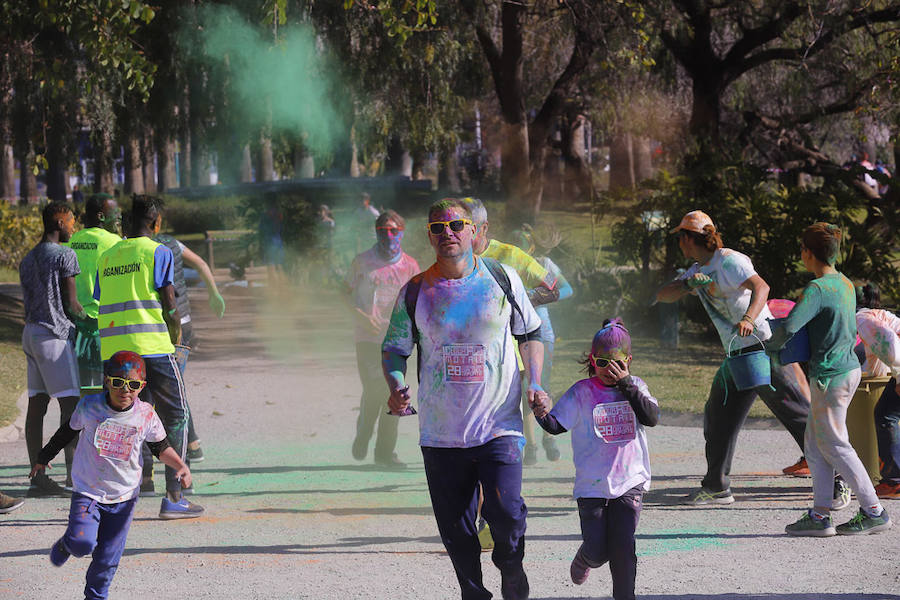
[606,359,630,384]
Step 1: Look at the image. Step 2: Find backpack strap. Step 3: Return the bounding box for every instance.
[481,256,522,327]
[404,272,425,382]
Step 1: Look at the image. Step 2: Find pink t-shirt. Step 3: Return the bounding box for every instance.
[347,247,419,344]
[69,393,167,503]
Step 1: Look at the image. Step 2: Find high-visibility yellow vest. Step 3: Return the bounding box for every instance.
[97,237,174,359]
[67,227,122,319]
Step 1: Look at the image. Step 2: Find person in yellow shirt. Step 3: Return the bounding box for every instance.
[461,197,559,466]
[67,193,122,396]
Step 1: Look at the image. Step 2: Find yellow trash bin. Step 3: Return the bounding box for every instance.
[847,376,890,485]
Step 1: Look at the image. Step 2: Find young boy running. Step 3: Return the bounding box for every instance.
[30,351,193,599]
[769,223,891,536]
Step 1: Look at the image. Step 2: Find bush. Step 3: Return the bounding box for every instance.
[0,201,42,270]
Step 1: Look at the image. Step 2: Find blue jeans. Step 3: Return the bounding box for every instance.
[875,378,900,484]
[138,354,189,493]
[578,486,643,600]
[421,436,528,600]
[61,493,137,600]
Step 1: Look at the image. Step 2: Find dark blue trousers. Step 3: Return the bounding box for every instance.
[578,486,643,600]
[421,436,528,600]
[875,378,900,484]
[139,354,189,492]
[61,492,137,600]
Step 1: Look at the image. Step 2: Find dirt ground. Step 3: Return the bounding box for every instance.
[0,278,898,600]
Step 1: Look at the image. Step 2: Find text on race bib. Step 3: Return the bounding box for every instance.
[592,401,636,443]
[443,344,486,384]
[93,420,139,462]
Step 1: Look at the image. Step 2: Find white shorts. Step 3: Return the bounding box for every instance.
[22,323,80,398]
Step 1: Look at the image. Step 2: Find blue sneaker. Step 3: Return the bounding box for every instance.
[50,538,70,566]
[159,496,205,520]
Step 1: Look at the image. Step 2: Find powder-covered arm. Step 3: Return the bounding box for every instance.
[535,413,567,435]
[616,375,660,427]
[36,420,79,466]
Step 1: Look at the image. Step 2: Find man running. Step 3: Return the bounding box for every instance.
[95,195,204,519]
[382,197,546,600]
[347,209,419,468]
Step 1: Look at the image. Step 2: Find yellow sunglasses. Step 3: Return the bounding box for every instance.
[427,219,473,235]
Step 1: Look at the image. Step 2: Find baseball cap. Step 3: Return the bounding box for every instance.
[671,210,715,234]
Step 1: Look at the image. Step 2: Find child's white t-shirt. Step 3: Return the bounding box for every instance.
[550,377,655,499]
[679,248,773,352]
[70,393,167,503]
[382,259,542,448]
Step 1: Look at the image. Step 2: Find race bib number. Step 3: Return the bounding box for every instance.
[592,401,636,443]
[93,420,139,462]
[443,344,486,384]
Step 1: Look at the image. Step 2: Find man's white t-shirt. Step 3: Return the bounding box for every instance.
[70,393,167,503]
[382,258,542,448]
[679,248,773,351]
[550,377,655,499]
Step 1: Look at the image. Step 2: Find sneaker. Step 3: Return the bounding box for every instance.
[159,496,205,520]
[139,477,156,497]
[832,478,851,511]
[186,446,205,463]
[785,509,836,537]
[523,443,538,466]
[874,481,900,499]
[26,473,70,498]
[542,437,560,462]
[374,453,407,470]
[836,509,892,535]
[570,547,591,585]
[49,538,70,566]
[0,492,25,514]
[500,565,529,600]
[783,457,810,477]
[351,436,367,461]
[477,519,494,552]
[682,487,735,505]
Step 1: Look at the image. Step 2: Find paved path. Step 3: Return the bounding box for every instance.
[1,281,898,600]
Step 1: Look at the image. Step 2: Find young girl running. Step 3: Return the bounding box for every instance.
[530,318,659,600]
[769,223,891,536]
[30,350,193,600]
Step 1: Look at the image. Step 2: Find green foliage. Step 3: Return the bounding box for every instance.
[238,192,317,272]
[151,196,246,235]
[0,202,42,271]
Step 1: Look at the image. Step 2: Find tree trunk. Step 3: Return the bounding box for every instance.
[293,143,314,179]
[157,134,176,192]
[192,142,210,186]
[349,125,360,177]
[633,136,653,182]
[240,144,253,182]
[439,148,461,193]
[93,129,115,194]
[501,121,531,216]
[45,146,68,203]
[141,130,156,193]
[1,143,15,200]
[180,127,192,188]
[561,114,592,204]
[608,132,635,192]
[123,135,144,195]
[689,77,722,143]
[20,146,37,204]
[256,133,274,181]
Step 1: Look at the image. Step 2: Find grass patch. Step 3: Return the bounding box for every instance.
[548,331,774,419]
[0,293,25,427]
[0,266,17,283]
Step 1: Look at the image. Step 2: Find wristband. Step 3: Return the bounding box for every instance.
[740,314,754,323]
